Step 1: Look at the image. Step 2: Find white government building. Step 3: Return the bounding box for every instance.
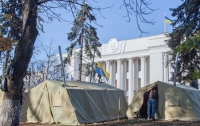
[50,33,173,104]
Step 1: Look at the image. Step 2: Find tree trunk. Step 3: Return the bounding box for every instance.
[78,30,83,81]
[0,0,38,125]
[2,50,11,76]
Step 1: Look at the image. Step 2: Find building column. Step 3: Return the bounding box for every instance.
[163,52,169,83]
[141,56,147,87]
[82,64,86,81]
[145,57,150,85]
[121,60,125,90]
[110,61,115,86]
[117,59,122,89]
[134,59,139,90]
[128,58,135,104]
[106,61,110,84]
[169,54,173,82]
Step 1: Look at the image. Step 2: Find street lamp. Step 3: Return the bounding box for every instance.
[90,41,102,82]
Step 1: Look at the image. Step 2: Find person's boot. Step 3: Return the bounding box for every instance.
[151,117,155,121]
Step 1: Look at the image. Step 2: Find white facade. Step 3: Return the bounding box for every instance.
[51,33,173,104]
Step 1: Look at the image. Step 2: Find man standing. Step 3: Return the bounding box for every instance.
[147,87,157,121]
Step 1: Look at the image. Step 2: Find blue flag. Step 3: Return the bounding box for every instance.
[96,67,105,77]
[95,62,110,80]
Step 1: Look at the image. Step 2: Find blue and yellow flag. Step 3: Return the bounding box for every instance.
[95,62,110,80]
[165,16,173,24]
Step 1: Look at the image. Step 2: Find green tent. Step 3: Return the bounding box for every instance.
[127,81,200,121]
[20,80,128,125]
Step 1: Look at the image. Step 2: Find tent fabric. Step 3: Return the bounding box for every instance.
[20,80,128,125]
[0,90,4,113]
[127,81,200,121]
[0,85,31,113]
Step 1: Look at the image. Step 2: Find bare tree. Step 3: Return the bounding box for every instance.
[0,0,156,125]
[26,40,60,85]
[121,0,157,36]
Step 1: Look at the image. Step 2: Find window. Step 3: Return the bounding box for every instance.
[138,78,141,88]
[115,61,117,73]
[115,80,117,87]
[126,60,129,72]
[126,79,129,91]
[138,59,141,71]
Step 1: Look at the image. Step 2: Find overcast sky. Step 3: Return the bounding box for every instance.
[33,0,182,61]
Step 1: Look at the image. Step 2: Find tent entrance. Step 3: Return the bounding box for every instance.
[139,91,149,118]
[139,86,158,119]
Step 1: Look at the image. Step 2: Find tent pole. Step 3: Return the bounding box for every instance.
[58,46,67,86]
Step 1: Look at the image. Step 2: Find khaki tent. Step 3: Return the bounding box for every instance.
[0,90,4,113]
[20,80,128,125]
[0,85,32,113]
[127,81,200,121]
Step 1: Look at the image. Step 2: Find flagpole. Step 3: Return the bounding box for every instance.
[164,13,166,33]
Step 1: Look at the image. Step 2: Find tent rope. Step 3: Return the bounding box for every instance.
[85,90,108,121]
[67,90,92,121]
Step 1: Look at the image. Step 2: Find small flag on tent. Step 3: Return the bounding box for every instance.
[95,62,110,80]
[165,16,173,24]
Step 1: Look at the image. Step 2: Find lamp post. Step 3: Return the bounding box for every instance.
[90,41,102,82]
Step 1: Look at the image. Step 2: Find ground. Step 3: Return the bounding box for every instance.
[20,118,200,126]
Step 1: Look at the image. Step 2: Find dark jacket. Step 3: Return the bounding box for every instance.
[149,89,157,99]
